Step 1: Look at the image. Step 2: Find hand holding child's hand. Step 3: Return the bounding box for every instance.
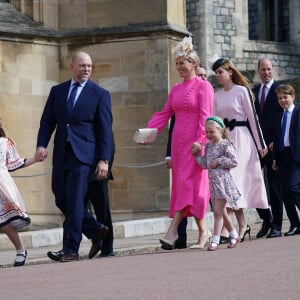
[35,147,48,162]
[191,142,201,156]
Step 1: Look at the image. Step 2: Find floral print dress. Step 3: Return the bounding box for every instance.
[0,137,30,229]
[195,139,240,209]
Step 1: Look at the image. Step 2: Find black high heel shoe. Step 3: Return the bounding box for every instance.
[240,225,251,242]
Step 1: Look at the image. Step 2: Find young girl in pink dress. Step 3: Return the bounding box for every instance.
[193,116,240,250]
[0,119,41,266]
[145,37,214,249]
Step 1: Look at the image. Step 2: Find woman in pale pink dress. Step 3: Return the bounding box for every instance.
[146,37,214,249]
[212,58,269,240]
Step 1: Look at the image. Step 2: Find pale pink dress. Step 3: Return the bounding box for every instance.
[0,137,30,229]
[147,77,214,218]
[214,84,269,208]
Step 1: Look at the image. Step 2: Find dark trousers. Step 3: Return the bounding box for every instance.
[178,217,187,242]
[86,179,114,254]
[52,143,102,254]
[278,147,300,228]
[257,151,283,229]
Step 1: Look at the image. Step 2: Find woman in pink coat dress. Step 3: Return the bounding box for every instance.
[146,37,214,249]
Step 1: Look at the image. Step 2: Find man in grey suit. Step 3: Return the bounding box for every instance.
[35,51,113,262]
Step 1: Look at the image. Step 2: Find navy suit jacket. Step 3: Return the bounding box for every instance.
[273,106,300,164]
[37,79,113,167]
[253,80,283,146]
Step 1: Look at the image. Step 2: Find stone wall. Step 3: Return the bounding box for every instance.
[0,1,189,224]
[1,0,300,225]
[186,0,300,82]
[0,40,60,224]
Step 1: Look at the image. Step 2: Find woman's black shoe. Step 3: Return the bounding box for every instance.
[240,225,251,242]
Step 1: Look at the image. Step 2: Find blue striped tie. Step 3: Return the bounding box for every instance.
[67,82,80,115]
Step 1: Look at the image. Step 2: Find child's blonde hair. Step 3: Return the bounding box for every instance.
[205,116,230,140]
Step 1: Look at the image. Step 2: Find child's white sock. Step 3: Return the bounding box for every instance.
[211,235,220,247]
[15,249,26,263]
[229,230,239,244]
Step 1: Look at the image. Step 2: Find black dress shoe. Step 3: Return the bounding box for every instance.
[219,236,229,244]
[174,239,187,249]
[59,252,79,262]
[266,228,281,238]
[161,239,187,250]
[47,249,64,261]
[284,227,300,236]
[256,222,271,238]
[89,225,109,259]
[99,251,115,257]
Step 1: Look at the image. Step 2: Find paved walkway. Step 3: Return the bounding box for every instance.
[0,210,291,268]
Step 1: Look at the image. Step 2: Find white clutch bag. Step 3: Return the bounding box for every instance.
[133,128,158,144]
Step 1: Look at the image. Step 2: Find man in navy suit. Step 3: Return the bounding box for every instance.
[272,83,300,236]
[252,58,284,238]
[35,51,113,262]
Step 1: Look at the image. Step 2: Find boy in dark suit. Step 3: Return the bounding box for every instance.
[272,83,300,236]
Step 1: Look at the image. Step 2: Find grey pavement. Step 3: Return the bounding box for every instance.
[0,209,291,268]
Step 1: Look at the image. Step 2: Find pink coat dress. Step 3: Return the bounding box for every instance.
[147,77,214,219]
[214,84,269,209]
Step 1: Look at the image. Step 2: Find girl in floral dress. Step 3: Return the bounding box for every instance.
[193,116,241,250]
[0,119,41,266]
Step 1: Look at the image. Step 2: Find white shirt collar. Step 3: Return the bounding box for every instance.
[70,79,88,88]
[261,79,274,89]
[286,104,295,113]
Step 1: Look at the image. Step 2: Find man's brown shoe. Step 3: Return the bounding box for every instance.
[88,226,109,259]
[59,252,79,262]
